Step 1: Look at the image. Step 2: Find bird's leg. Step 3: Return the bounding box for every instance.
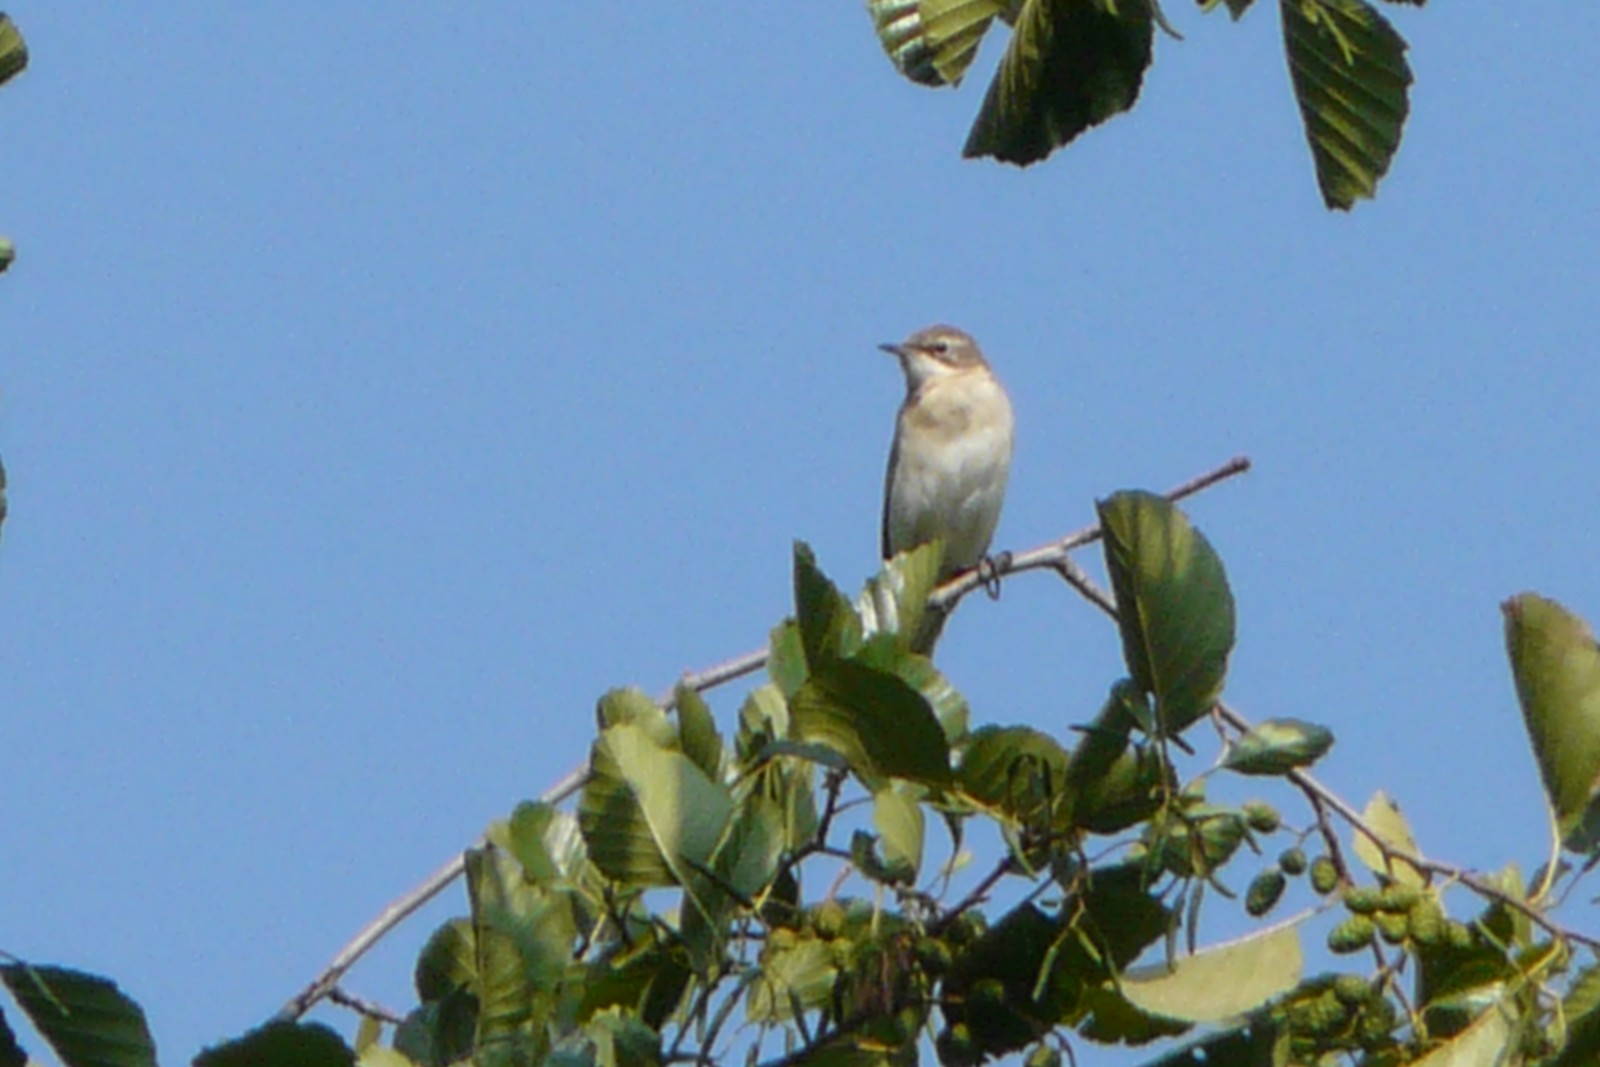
[977,551,1011,599]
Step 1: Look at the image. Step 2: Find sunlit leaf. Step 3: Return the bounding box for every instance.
[867,0,1011,86]
[1281,0,1412,210]
[1410,997,1515,1067]
[964,0,1155,166]
[1098,491,1235,736]
[1503,593,1600,851]
[1222,718,1334,775]
[874,786,926,882]
[579,722,735,886]
[1349,789,1427,887]
[1121,919,1303,1022]
[0,964,158,1067]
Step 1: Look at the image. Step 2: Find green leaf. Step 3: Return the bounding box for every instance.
[794,542,862,667]
[675,683,723,783]
[1073,984,1190,1044]
[959,725,1069,823]
[964,0,1155,166]
[1503,593,1600,851]
[747,937,838,1023]
[715,793,785,898]
[860,541,944,653]
[767,619,808,698]
[415,917,477,1002]
[596,687,670,736]
[1222,718,1334,775]
[1199,0,1258,20]
[1281,0,1412,210]
[577,942,690,1031]
[1550,963,1600,1067]
[942,904,1070,1056]
[0,239,12,274]
[393,989,477,1067]
[1350,789,1427,886]
[0,15,27,87]
[0,964,158,1067]
[873,786,926,882]
[465,849,539,1047]
[1098,491,1235,736]
[790,659,951,789]
[867,0,1010,87]
[1409,998,1515,1067]
[1120,919,1303,1021]
[579,722,735,886]
[507,800,562,883]
[195,1022,352,1067]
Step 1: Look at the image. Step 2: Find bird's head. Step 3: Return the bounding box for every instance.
[879,324,989,391]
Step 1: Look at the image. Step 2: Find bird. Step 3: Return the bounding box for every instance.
[879,324,1014,651]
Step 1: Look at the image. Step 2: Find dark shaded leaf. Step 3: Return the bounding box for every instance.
[1503,593,1600,851]
[790,659,951,789]
[965,0,1154,166]
[1549,963,1600,1067]
[794,542,862,667]
[1281,0,1412,210]
[959,725,1069,822]
[0,964,158,1067]
[415,917,477,1002]
[1098,491,1234,736]
[194,1022,351,1067]
[0,240,12,275]
[0,1007,22,1067]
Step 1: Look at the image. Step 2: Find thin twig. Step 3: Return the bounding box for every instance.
[326,986,403,1025]
[275,455,1253,1022]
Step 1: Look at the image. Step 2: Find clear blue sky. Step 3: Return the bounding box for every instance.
[2,5,1597,1061]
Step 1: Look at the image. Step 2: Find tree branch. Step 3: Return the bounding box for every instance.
[275,454,1253,1022]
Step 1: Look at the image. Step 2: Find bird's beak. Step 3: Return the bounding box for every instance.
[878,342,906,358]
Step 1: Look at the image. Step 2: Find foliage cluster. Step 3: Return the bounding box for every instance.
[11,490,1600,1067]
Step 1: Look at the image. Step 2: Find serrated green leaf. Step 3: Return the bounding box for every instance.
[790,659,951,789]
[794,541,862,667]
[964,0,1154,166]
[675,683,722,783]
[579,722,735,886]
[874,786,926,882]
[1222,717,1334,775]
[1504,593,1600,851]
[465,849,540,1046]
[1098,491,1235,736]
[1350,789,1427,886]
[867,0,1010,87]
[1281,0,1412,210]
[716,793,785,898]
[0,15,27,87]
[0,964,158,1067]
[195,1022,352,1067]
[1121,919,1303,1021]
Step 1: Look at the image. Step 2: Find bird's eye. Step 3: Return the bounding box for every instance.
[929,341,949,354]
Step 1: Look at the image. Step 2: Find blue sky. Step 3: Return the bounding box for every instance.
[2,5,1597,1061]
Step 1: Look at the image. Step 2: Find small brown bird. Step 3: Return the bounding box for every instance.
[879,325,1014,649]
